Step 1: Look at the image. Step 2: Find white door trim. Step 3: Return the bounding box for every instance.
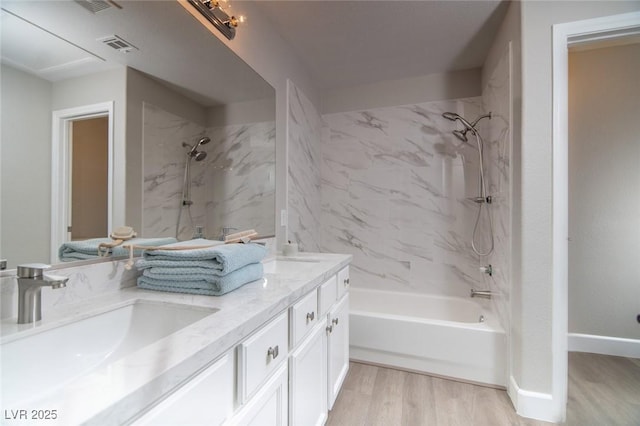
[551,10,640,423]
[51,102,114,262]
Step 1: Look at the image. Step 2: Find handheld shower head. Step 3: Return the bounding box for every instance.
[441,112,475,131]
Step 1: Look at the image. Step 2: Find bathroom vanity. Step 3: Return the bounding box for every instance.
[0,253,351,425]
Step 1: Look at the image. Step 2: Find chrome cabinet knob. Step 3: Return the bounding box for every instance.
[332,318,339,326]
[267,345,279,360]
[306,311,315,322]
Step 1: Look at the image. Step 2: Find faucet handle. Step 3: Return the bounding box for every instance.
[17,263,51,278]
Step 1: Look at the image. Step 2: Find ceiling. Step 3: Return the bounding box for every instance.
[1,1,510,99]
[256,0,510,90]
[0,1,274,106]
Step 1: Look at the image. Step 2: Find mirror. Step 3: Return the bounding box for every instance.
[0,1,276,270]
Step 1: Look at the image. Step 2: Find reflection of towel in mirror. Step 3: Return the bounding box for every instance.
[137,262,264,296]
[136,242,268,275]
[59,237,178,261]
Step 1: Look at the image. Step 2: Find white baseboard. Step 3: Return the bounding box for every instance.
[568,333,640,358]
[508,376,559,423]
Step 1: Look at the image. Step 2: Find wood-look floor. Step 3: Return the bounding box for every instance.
[327,353,640,426]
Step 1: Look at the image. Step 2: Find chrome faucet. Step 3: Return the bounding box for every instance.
[470,289,493,299]
[16,263,68,324]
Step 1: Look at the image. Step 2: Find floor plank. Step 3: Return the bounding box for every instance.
[328,353,640,426]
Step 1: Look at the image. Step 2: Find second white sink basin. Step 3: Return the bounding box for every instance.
[1,300,217,406]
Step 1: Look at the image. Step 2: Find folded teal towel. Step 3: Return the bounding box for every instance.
[59,237,178,261]
[137,263,264,296]
[137,243,267,275]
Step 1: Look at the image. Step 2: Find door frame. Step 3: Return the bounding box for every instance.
[551,10,640,422]
[51,101,114,262]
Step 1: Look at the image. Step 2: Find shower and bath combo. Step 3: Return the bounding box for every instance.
[176,136,210,238]
[442,111,494,257]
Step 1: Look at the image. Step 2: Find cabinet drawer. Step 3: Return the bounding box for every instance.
[133,352,234,425]
[336,266,350,300]
[317,276,337,318]
[238,311,289,403]
[290,290,318,348]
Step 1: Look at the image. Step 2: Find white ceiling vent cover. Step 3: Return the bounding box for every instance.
[74,0,112,14]
[97,35,138,53]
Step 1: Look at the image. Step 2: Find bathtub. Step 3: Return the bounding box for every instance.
[349,287,507,387]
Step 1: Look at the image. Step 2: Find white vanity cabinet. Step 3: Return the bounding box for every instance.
[288,319,328,426]
[132,262,350,426]
[237,311,289,404]
[327,292,349,409]
[132,352,235,425]
[232,363,289,426]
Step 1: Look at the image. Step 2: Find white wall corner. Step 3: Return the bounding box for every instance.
[509,376,560,423]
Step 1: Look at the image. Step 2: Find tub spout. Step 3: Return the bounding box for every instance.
[470,289,493,299]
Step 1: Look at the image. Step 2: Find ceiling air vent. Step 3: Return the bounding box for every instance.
[97,35,138,53]
[74,0,112,14]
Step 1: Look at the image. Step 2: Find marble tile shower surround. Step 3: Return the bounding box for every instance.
[287,80,323,252]
[206,122,275,238]
[320,97,505,299]
[0,260,138,321]
[142,103,275,240]
[143,102,208,240]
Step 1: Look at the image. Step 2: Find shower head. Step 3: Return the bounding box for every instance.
[452,129,469,142]
[183,136,211,159]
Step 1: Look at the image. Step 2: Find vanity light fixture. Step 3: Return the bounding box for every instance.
[188,0,245,40]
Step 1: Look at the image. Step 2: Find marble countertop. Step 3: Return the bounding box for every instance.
[0,252,351,425]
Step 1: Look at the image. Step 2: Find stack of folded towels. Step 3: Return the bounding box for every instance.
[135,240,268,296]
[59,237,178,262]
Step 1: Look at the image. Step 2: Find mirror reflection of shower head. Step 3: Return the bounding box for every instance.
[442,112,474,131]
[452,129,469,142]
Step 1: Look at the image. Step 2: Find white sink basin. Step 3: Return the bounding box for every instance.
[1,300,217,406]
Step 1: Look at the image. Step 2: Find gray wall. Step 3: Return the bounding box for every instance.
[518,0,640,401]
[568,43,640,340]
[0,64,53,268]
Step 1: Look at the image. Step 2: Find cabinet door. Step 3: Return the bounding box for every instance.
[133,352,234,425]
[232,363,288,426]
[336,266,350,300]
[327,293,349,410]
[289,319,328,426]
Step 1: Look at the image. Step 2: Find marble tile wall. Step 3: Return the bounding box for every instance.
[287,80,323,252]
[142,102,207,240]
[142,103,275,241]
[320,98,490,298]
[0,259,138,320]
[205,121,276,238]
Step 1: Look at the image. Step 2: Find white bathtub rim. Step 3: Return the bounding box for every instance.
[350,308,503,333]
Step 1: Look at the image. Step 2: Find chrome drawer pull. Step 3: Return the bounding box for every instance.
[326,325,333,334]
[344,278,350,286]
[267,345,279,360]
[332,317,339,326]
[306,311,315,322]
